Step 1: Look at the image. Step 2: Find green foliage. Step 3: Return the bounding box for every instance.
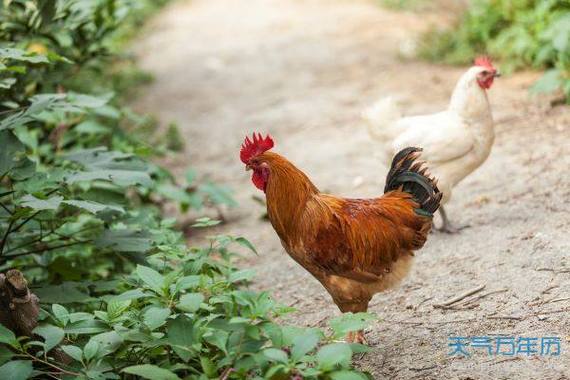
[1,236,371,379]
[0,0,370,378]
[419,0,570,101]
[379,0,427,11]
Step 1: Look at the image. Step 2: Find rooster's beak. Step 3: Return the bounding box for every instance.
[245,164,252,171]
[493,71,501,78]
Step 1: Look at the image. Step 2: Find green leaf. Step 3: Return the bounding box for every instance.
[329,313,375,338]
[61,345,83,362]
[67,93,113,108]
[156,183,191,204]
[0,360,33,380]
[95,229,152,253]
[200,356,217,377]
[0,130,34,177]
[174,276,201,292]
[235,237,258,255]
[66,169,152,187]
[0,47,48,63]
[122,364,180,380]
[64,320,108,334]
[531,69,563,94]
[33,325,64,352]
[135,265,165,294]
[291,330,320,361]
[228,269,255,283]
[74,120,110,135]
[203,330,228,353]
[89,331,123,357]
[144,307,171,330]
[199,182,237,207]
[185,169,197,184]
[51,304,69,322]
[83,339,99,361]
[62,200,124,214]
[106,299,131,319]
[111,289,149,302]
[263,348,289,364]
[20,195,63,210]
[63,147,152,187]
[0,78,16,89]
[0,346,13,366]
[35,283,94,304]
[177,293,204,313]
[317,343,352,371]
[167,316,194,362]
[191,217,221,228]
[0,324,17,346]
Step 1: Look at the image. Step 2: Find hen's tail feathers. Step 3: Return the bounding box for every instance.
[362,96,402,142]
[384,147,442,217]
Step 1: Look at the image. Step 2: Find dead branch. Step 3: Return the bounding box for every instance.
[433,284,486,308]
[0,270,71,366]
[0,270,40,337]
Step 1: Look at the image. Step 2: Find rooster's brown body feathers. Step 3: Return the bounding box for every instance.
[260,148,441,316]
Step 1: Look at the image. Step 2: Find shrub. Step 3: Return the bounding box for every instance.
[0,1,370,378]
[419,0,570,102]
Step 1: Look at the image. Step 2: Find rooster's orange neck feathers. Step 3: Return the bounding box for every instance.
[260,152,319,241]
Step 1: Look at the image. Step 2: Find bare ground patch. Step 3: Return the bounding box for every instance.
[131,0,570,378]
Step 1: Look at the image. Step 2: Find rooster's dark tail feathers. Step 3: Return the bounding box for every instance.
[384,147,442,217]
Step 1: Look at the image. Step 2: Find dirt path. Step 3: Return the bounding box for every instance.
[132,0,570,378]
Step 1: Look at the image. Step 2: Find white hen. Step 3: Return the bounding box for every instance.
[364,57,499,233]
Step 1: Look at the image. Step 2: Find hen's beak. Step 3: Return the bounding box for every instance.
[493,71,501,78]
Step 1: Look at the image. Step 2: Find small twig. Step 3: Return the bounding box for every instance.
[541,285,559,294]
[0,219,15,255]
[310,316,328,328]
[463,288,508,305]
[0,191,15,198]
[489,357,521,366]
[547,297,570,304]
[409,365,437,372]
[536,267,570,274]
[531,307,570,316]
[415,296,433,309]
[434,284,486,308]
[0,202,13,215]
[1,240,90,262]
[487,315,522,321]
[22,352,80,377]
[3,229,60,256]
[219,367,235,380]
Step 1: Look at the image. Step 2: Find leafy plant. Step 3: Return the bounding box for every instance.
[0,1,369,378]
[418,0,570,102]
[0,235,372,379]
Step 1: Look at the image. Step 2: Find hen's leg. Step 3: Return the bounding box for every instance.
[437,206,469,234]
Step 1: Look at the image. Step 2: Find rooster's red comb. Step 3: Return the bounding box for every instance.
[240,133,274,164]
[474,56,495,71]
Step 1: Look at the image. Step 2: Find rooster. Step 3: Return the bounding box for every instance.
[241,133,441,343]
[364,56,499,233]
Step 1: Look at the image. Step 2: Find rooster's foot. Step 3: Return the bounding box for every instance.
[345,330,368,345]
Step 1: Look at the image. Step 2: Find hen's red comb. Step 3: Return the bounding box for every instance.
[474,56,495,71]
[240,133,274,164]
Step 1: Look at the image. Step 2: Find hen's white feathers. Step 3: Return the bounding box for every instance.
[364,66,495,204]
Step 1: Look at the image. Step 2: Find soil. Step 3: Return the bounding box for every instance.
[131,0,570,378]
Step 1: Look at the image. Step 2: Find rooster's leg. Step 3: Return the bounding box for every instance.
[437,206,469,234]
[337,301,369,345]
